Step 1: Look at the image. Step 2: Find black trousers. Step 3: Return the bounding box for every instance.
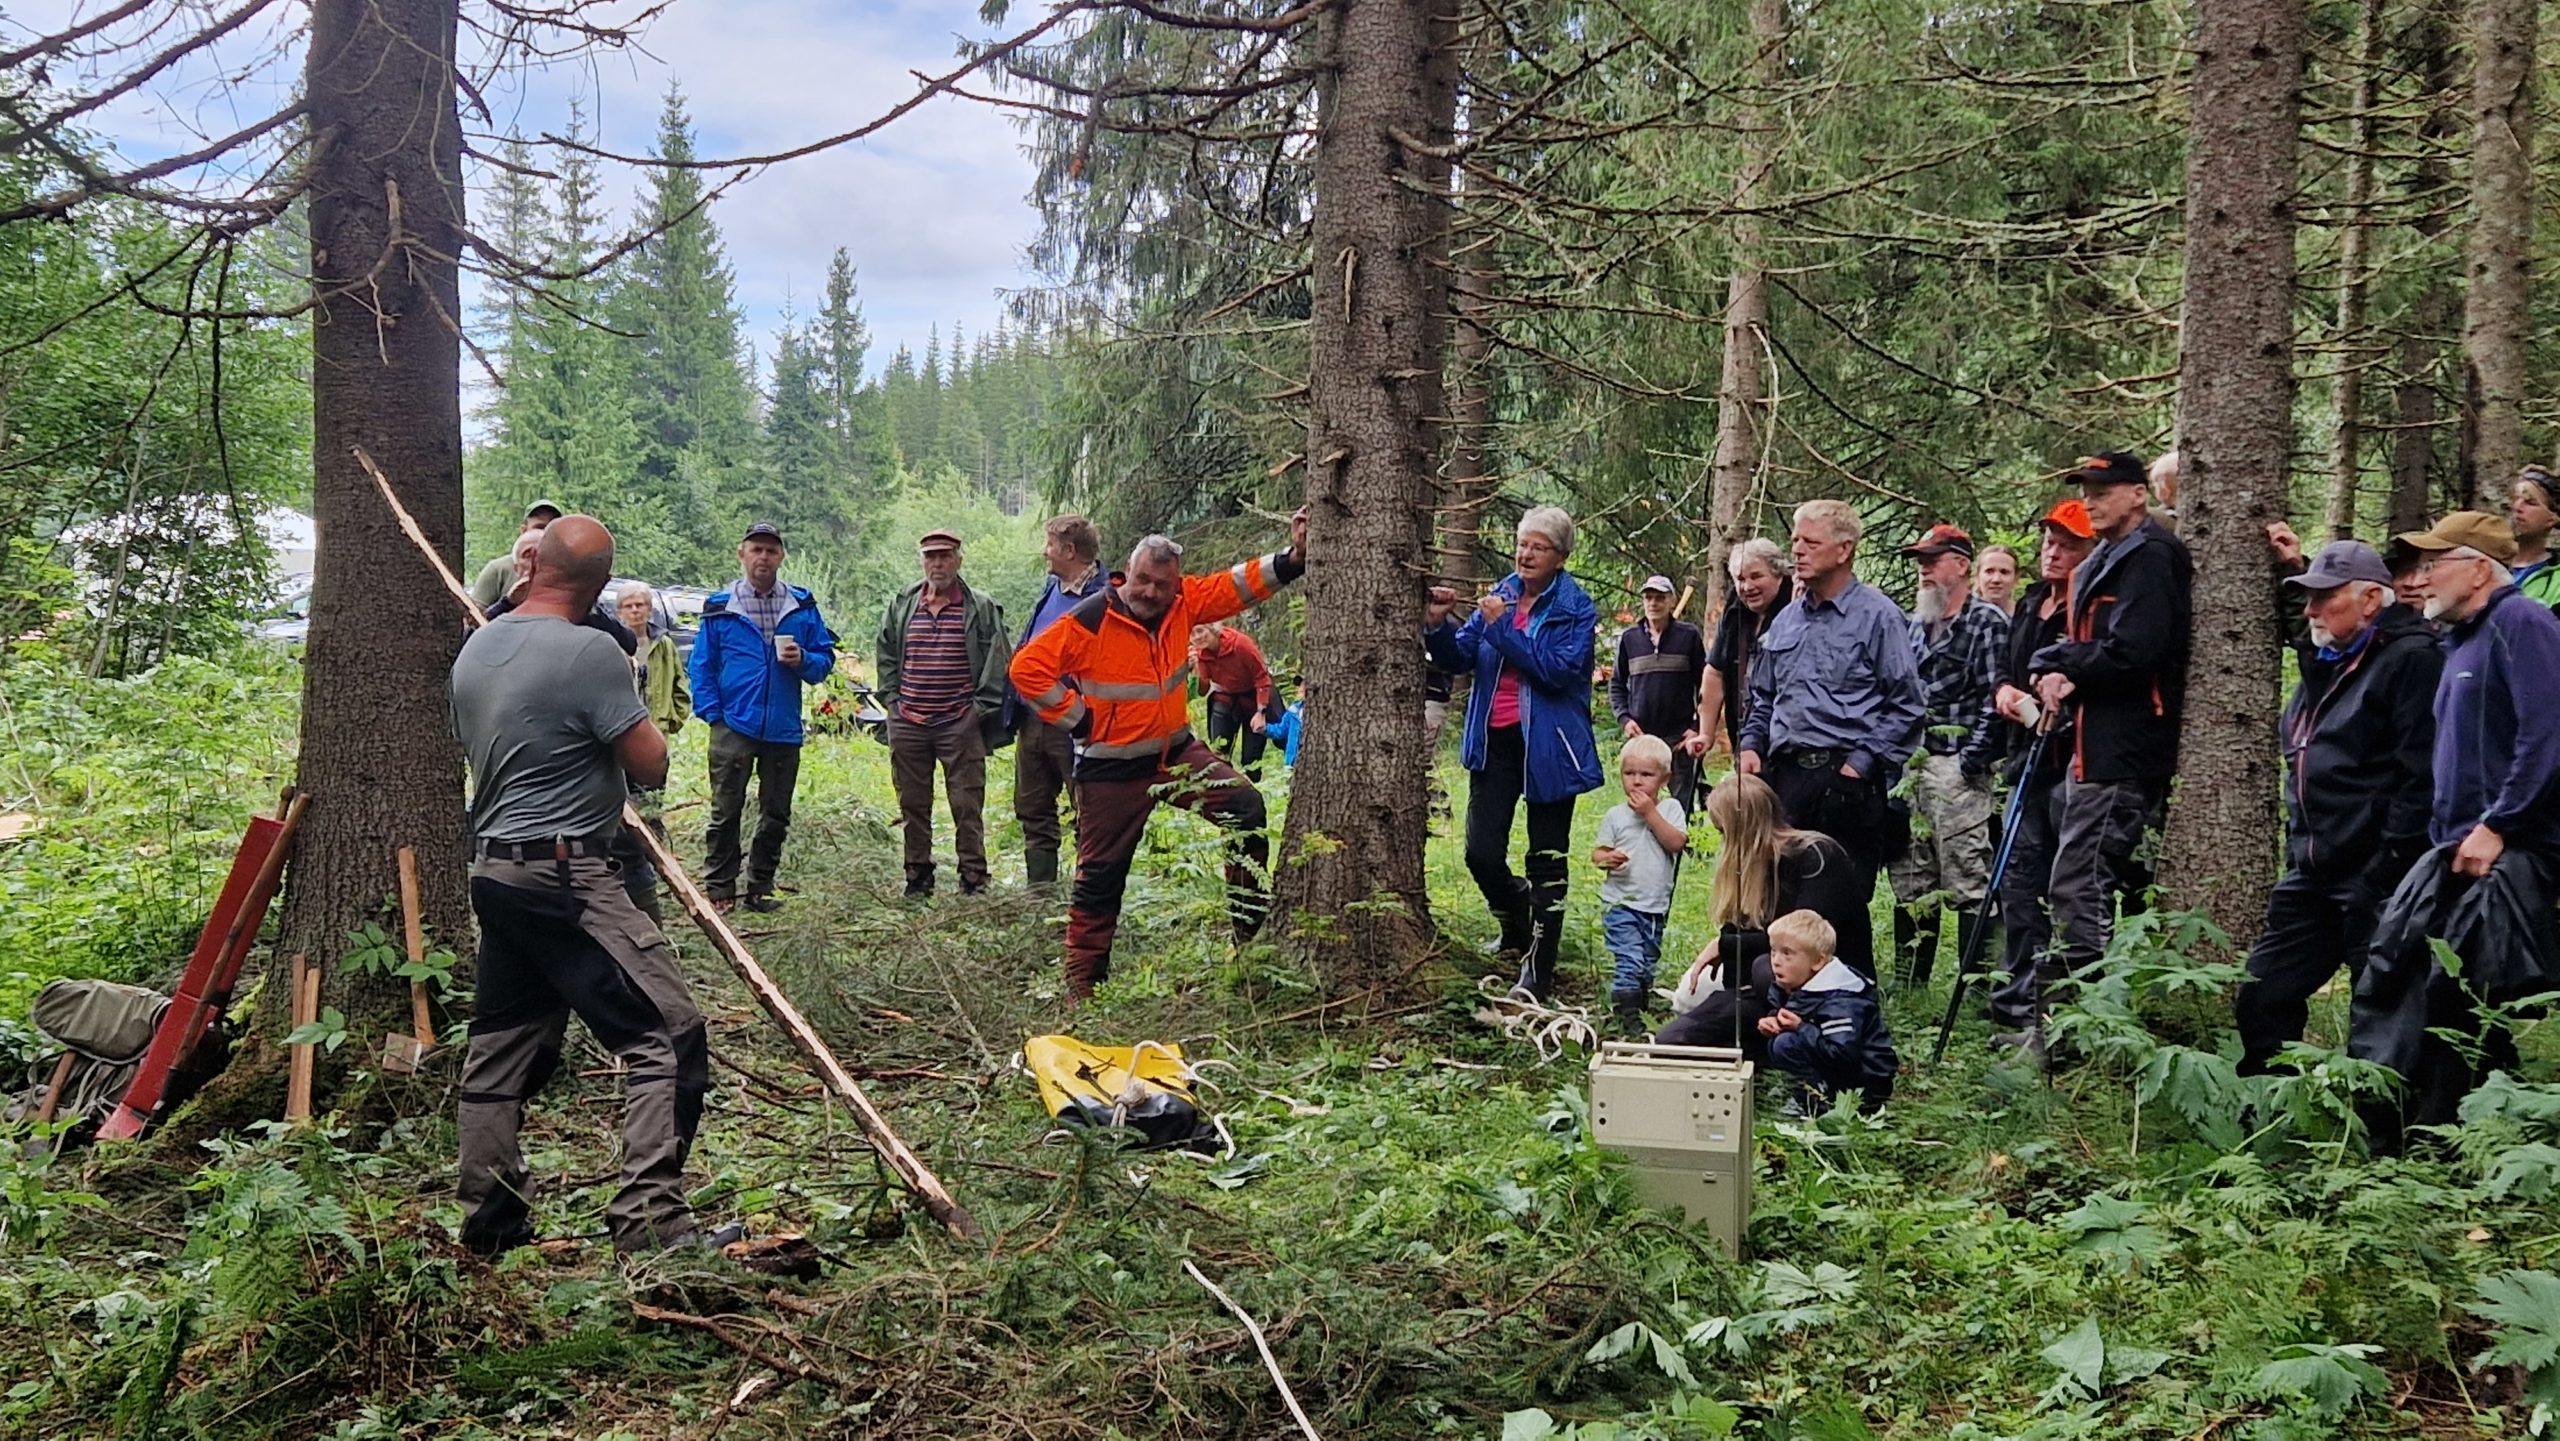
[460,854,708,1253]
[1765,753,1891,882]
[1764,754,1887,978]
[1465,725,1578,982]
[704,724,802,899]
[1205,693,1270,778]
[1989,770,2065,1029]
[2234,868,2386,1074]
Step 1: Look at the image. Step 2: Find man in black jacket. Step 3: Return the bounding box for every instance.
[2019,452,2192,1048]
[1610,575,1709,801]
[2233,540,2441,1073]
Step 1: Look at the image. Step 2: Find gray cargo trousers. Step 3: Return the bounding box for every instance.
[458,851,709,1254]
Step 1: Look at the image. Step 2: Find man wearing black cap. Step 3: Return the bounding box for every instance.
[2017,452,2192,1052]
[469,499,565,608]
[1609,575,1708,802]
[689,522,837,912]
[877,529,1012,898]
[2232,540,2440,1074]
[1888,523,2009,986]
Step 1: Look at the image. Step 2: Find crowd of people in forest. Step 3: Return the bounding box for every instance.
[442,450,2560,1251]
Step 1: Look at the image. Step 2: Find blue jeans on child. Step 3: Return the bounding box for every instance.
[1603,905,1668,999]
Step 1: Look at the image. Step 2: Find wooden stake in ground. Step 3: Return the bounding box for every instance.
[360,448,979,1239]
[285,953,316,1124]
[380,846,438,1074]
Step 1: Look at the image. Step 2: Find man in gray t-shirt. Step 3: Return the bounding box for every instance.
[452,614,649,843]
[449,516,719,1257]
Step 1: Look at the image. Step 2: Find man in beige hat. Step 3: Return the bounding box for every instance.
[2353,508,2560,1149]
[877,529,1012,897]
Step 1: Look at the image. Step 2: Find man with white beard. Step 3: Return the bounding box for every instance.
[2352,512,2560,1144]
[1887,524,2010,985]
[2232,540,2441,1074]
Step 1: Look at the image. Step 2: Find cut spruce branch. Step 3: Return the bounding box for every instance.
[357,447,980,1241]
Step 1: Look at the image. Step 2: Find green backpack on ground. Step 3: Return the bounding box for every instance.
[8,979,171,1140]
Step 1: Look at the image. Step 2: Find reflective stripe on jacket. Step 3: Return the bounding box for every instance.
[1009,550,1300,778]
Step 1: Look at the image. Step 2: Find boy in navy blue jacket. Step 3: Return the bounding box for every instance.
[1758,909,1899,1112]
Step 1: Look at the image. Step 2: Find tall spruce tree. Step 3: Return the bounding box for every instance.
[608,84,755,573]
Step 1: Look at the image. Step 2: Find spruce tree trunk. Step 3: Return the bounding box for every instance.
[283,0,472,1074]
[2159,0,2302,949]
[2391,0,2461,532]
[1273,0,1441,988]
[1439,262,1494,584]
[1704,0,1783,598]
[1436,23,1499,587]
[2459,0,2534,502]
[2324,0,2384,540]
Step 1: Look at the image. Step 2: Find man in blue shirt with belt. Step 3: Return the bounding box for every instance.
[1739,498,1928,974]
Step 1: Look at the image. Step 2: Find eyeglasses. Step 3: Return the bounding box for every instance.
[1518,537,1560,556]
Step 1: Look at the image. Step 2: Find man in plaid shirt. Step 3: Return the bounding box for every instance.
[1888,523,2010,985]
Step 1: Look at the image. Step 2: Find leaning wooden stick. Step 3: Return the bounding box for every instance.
[357,447,979,1239]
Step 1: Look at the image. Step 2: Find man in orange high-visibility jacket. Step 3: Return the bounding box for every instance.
[1011,511,1308,1000]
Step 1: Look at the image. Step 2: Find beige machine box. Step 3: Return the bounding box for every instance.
[1588,1041,1753,1255]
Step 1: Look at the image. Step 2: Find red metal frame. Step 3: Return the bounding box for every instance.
[97,810,293,1141]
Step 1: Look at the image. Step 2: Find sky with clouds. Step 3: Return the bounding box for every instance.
[6,0,1048,379]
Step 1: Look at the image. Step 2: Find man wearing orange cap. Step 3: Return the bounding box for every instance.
[1985,500,2098,1033]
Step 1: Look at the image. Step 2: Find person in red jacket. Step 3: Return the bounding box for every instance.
[1192,622,1278,778]
[1011,511,1308,1000]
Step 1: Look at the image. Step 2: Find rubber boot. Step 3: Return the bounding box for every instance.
[1025,846,1060,891]
[1494,880,1536,964]
[1513,907,1564,1001]
[1892,906,1923,987]
[1611,989,1646,1038]
[1909,908,1948,988]
[1946,909,1986,993]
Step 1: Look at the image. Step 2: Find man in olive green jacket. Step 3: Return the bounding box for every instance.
[876,530,1013,896]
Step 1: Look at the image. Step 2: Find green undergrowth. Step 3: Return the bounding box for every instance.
[0,693,2552,1438]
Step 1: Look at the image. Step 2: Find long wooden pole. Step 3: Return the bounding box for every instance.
[358,448,978,1239]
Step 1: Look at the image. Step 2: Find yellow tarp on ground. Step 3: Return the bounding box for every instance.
[1022,1034,1199,1116]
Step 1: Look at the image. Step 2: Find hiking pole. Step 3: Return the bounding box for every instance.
[360,449,981,1240]
[1929,726,2051,1067]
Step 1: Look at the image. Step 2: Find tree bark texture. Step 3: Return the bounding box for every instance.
[1273,0,1442,987]
[1439,257,1494,585]
[285,0,473,1062]
[1436,20,1501,588]
[1703,0,1783,603]
[2160,0,2302,951]
[2390,0,2460,532]
[2323,0,2384,540]
[2459,0,2533,503]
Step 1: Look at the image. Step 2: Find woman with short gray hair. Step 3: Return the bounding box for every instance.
[1693,537,1795,754]
[1423,507,1604,1000]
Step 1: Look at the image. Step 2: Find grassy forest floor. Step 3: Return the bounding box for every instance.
[0,646,2555,1439]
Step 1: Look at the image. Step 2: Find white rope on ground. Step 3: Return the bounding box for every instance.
[1182,1259,1324,1441]
[1471,976,1600,1062]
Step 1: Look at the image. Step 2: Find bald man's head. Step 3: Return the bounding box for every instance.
[532,516,616,608]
